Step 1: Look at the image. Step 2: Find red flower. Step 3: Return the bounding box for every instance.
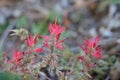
[56,33,61,41]
[79,36,102,59]
[92,47,102,59]
[78,56,85,62]
[92,36,100,47]
[41,35,51,47]
[42,35,50,41]
[13,51,23,64]
[41,19,65,51]
[26,48,43,54]
[33,48,43,53]
[78,44,88,54]
[49,23,65,35]
[26,34,43,54]
[26,34,38,47]
[84,36,100,49]
[56,39,65,50]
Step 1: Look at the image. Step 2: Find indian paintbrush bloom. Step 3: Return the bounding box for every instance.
[56,38,65,50]
[85,36,100,49]
[26,34,43,54]
[13,50,23,64]
[49,21,65,36]
[41,35,51,48]
[79,36,102,59]
[26,34,38,47]
[42,19,65,50]
[49,19,65,50]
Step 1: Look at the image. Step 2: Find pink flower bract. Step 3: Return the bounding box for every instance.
[33,48,43,53]
[26,34,43,54]
[79,36,102,59]
[56,39,65,50]
[49,23,65,35]
[26,34,38,47]
[13,51,23,64]
[85,36,100,49]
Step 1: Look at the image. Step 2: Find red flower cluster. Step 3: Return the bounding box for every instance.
[10,20,65,64]
[26,34,43,53]
[26,34,38,47]
[8,51,23,64]
[79,36,102,59]
[49,23,65,36]
[42,19,65,50]
[12,51,23,64]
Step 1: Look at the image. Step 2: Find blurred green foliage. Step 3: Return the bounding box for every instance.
[15,10,64,35]
[31,20,48,35]
[49,10,63,24]
[16,16,27,28]
[31,10,63,35]
[60,31,70,39]
[0,71,21,80]
[110,0,120,4]
[92,55,117,80]
[108,55,116,66]
[0,49,3,60]
[0,22,9,34]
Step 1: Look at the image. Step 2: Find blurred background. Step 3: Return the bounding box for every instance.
[0,0,120,80]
